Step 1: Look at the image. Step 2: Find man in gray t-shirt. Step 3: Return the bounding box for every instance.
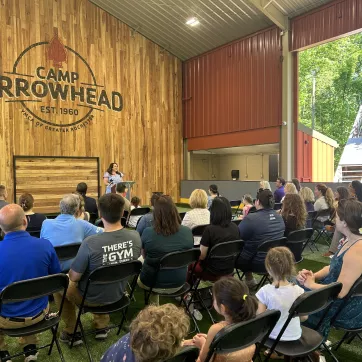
[54,193,141,345]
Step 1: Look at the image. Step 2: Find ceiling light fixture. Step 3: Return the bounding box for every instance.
[186,17,200,26]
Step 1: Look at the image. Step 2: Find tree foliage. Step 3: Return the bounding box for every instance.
[299,33,362,169]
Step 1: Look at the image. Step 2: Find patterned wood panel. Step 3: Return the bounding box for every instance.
[0,0,183,207]
[14,157,99,214]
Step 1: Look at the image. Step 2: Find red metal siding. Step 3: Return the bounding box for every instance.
[291,0,362,51]
[183,27,282,139]
[296,130,312,182]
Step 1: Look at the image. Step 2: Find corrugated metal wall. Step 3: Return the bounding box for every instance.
[290,0,362,51]
[183,26,282,139]
[296,130,312,182]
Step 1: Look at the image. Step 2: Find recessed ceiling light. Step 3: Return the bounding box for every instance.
[186,17,200,26]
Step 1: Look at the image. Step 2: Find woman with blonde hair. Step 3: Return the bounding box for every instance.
[281,194,307,236]
[259,180,271,191]
[182,189,210,232]
[101,304,189,362]
[299,187,315,212]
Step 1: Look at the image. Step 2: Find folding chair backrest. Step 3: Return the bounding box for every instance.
[55,243,81,261]
[204,310,281,362]
[0,274,69,306]
[95,219,104,227]
[160,249,201,270]
[179,212,186,221]
[230,200,241,207]
[289,282,342,317]
[121,217,127,227]
[314,208,332,222]
[191,224,209,237]
[88,260,142,285]
[257,238,287,253]
[165,346,199,362]
[274,203,282,211]
[208,239,244,260]
[28,229,41,238]
[286,229,313,263]
[129,207,151,217]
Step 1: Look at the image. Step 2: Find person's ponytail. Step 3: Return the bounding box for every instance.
[325,187,335,210]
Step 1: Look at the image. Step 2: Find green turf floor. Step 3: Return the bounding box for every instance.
[2,232,360,361]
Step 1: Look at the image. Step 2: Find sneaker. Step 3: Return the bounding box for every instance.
[245,278,258,288]
[192,309,203,321]
[0,350,12,362]
[95,328,109,340]
[23,344,38,362]
[59,331,83,346]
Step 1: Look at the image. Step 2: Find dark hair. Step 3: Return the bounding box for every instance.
[116,183,127,194]
[99,193,125,223]
[351,181,362,202]
[292,178,301,192]
[337,199,362,235]
[76,182,88,196]
[336,186,350,202]
[257,189,274,209]
[131,196,141,207]
[209,184,219,196]
[19,193,34,212]
[277,177,286,186]
[150,193,160,207]
[210,197,232,227]
[106,162,120,175]
[213,277,257,323]
[153,195,181,236]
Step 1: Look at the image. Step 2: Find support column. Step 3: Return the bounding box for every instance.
[280,30,295,180]
[183,139,191,180]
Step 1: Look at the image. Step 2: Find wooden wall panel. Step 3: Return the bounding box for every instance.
[14,157,99,214]
[0,0,183,206]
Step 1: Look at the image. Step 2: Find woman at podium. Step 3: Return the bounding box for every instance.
[103,162,125,193]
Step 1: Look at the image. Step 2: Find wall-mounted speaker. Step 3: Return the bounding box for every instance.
[231,170,239,180]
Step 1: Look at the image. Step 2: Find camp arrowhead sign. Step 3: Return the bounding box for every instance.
[0,31,123,132]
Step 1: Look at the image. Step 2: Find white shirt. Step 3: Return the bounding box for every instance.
[256,283,304,341]
[128,205,142,228]
[314,196,330,222]
[182,208,210,245]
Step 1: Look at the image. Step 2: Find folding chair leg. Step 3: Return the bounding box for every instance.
[182,297,200,334]
[79,320,93,362]
[323,343,340,362]
[195,289,215,324]
[238,271,245,281]
[334,331,350,351]
[54,334,66,362]
[117,310,127,335]
[48,325,58,355]
[346,332,357,345]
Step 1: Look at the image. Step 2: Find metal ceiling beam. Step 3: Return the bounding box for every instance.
[248,0,288,30]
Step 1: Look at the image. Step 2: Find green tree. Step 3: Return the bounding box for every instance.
[299,33,362,169]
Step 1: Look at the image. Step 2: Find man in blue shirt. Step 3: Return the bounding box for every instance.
[273,177,286,203]
[41,194,103,271]
[0,204,61,362]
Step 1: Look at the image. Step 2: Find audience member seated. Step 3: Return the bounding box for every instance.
[299,187,315,212]
[184,277,257,362]
[0,204,61,362]
[259,180,271,191]
[76,182,98,216]
[237,190,285,287]
[128,196,143,227]
[136,193,158,236]
[273,177,285,203]
[281,194,307,237]
[116,183,131,213]
[74,193,90,221]
[54,193,141,345]
[314,184,334,222]
[256,247,305,359]
[292,178,302,193]
[280,182,298,203]
[41,194,103,271]
[242,194,254,217]
[138,195,193,304]
[191,197,240,281]
[323,186,350,258]
[297,198,362,337]
[182,189,210,244]
[207,184,219,209]
[349,180,362,202]
[19,193,46,232]
[0,185,8,210]
[101,304,189,362]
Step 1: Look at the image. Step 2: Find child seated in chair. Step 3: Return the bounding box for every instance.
[256,247,306,359]
[128,196,141,228]
[184,277,257,362]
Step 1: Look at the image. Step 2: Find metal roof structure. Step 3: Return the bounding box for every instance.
[90,0,333,60]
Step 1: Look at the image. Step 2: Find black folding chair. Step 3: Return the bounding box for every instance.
[143,249,201,332]
[230,200,241,216]
[94,219,103,228]
[274,203,282,211]
[164,346,199,362]
[89,213,98,225]
[179,212,186,221]
[126,207,151,227]
[204,310,281,362]
[27,229,41,238]
[191,224,209,246]
[54,243,81,273]
[238,238,287,290]
[329,276,362,354]
[264,282,343,362]
[0,274,69,362]
[189,240,244,324]
[306,211,317,229]
[71,261,142,362]
[287,228,314,263]
[312,208,334,248]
